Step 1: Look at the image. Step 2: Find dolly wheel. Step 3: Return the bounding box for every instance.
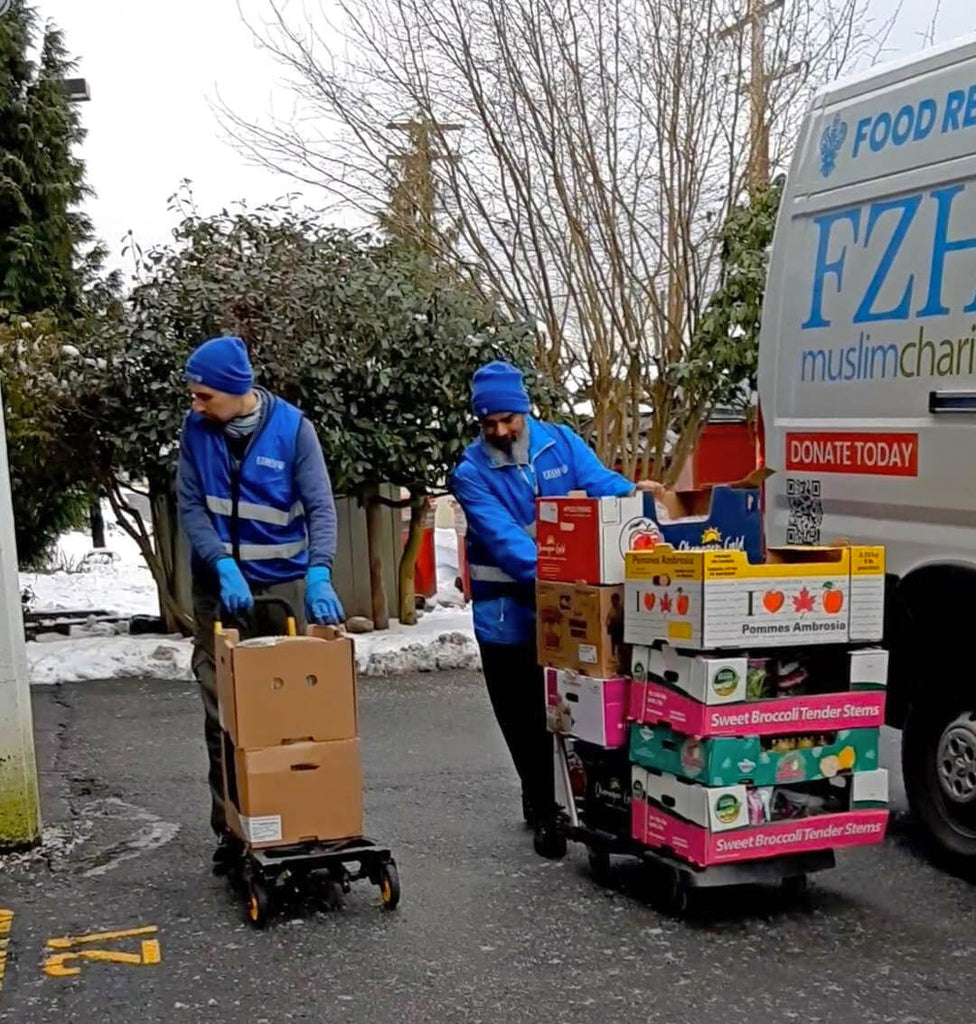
[247,878,272,929]
[647,864,689,917]
[781,874,809,901]
[379,860,401,911]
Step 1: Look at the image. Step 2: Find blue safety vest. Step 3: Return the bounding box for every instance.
[183,396,309,585]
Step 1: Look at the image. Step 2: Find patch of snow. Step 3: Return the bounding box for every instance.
[434,526,467,608]
[435,526,459,586]
[353,606,478,675]
[19,497,161,618]
[27,607,478,684]
[28,636,192,685]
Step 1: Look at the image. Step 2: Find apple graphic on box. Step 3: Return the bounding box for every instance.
[643,592,656,612]
[630,530,659,551]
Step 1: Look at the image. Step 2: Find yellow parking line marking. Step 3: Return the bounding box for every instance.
[0,909,12,1000]
[42,924,162,979]
[45,925,158,950]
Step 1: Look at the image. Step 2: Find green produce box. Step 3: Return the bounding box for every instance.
[629,722,880,787]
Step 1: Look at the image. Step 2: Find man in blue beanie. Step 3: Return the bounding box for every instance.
[178,335,345,871]
[450,361,656,857]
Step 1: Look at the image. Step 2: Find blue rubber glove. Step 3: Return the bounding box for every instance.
[306,566,345,625]
[216,557,254,618]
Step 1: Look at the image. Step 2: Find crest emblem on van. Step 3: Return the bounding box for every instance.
[819,115,847,178]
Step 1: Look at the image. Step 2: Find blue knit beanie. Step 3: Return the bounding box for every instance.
[471,361,531,418]
[185,336,254,396]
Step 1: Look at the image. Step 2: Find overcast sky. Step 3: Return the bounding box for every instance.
[36,0,976,279]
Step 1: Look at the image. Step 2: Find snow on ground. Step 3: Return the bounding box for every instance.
[28,635,193,686]
[27,607,477,684]
[19,500,160,618]
[353,606,478,676]
[23,509,476,683]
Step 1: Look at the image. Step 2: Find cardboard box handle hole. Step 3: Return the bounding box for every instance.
[290,763,320,772]
[306,674,317,687]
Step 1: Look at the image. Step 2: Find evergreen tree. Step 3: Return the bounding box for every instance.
[0,2,115,567]
[0,1,96,319]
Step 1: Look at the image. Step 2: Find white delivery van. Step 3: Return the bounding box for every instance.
[759,33,976,866]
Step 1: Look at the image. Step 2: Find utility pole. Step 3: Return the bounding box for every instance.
[720,0,802,194]
[0,394,41,850]
[384,118,461,256]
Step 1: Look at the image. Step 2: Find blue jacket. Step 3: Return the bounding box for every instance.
[178,391,338,586]
[449,417,635,646]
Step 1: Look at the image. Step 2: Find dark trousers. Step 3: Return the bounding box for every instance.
[192,576,307,836]
[479,641,556,820]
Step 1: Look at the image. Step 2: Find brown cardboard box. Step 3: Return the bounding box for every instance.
[215,626,357,748]
[223,736,364,848]
[536,581,627,677]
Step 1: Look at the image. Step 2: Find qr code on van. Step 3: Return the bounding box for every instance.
[786,478,822,545]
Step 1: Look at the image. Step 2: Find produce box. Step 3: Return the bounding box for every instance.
[536,493,644,585]
[545,668,628,749]
[643,479,764,564]
[629,723,881,787]
[223,736,363,848]
[536,581,627,677]
[630,644,750,705]
[215,625,357,748]
[624,545,885,650]
[630,644,887,720]
[534,476,765,586]
[631,766,888,867]
[572,740,633,839]
[629,675,887,736]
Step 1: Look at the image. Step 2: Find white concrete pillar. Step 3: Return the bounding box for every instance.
[0,390,41,848]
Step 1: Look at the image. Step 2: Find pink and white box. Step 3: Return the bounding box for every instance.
[545,667,629,748]
[629,677,886,737]
[630,765,889,867]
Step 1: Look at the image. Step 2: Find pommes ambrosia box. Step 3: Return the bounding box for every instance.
[624,545,884,651]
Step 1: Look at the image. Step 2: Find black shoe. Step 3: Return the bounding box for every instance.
[533,817,568,861]
[212,833,244,876]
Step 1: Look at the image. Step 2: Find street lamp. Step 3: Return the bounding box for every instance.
[62,77,90,102]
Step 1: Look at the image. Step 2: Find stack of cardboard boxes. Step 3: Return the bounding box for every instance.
[536,480,764,835]
[216,624,364,849]
[538,481,891,871]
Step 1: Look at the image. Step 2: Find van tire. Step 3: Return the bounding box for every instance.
[902,698,976,867]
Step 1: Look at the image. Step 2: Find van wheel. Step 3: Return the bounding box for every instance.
[903,699,976,866]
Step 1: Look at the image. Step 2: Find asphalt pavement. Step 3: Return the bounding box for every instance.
[0,670,973,1024]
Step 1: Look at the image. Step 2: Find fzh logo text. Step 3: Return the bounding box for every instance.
[803,183,976,330]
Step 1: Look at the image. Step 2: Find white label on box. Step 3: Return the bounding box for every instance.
[539,501,559,524]
[240,814,283,844]
[578,643,598,665]
[849,574,885,641]
[600,496,622,526]
[852,769,889,805]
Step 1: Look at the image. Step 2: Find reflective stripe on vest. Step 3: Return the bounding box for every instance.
[222,538,309,561]
[206,496,305,527]
[469,564,518,584]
